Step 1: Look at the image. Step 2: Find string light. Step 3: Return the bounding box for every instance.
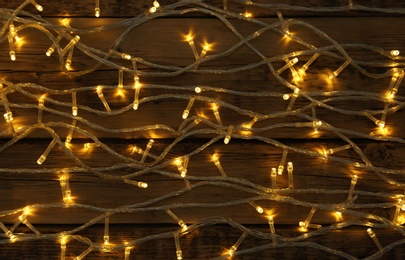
[133,75,141,110]
[299,207,321,231]
[367,228,384,254]
[60,170,73,204]
[212,104,223,126]
[174,231,183,260]
[124,178,148,188]
[287,162,294,189]
[95,0,100,17]
[60,235,68,260]
[249,201,264,214]
[141,139,154,163]
[271,168,277,189]
[124,247,132,260]
[29,0,43,12]
[96,86,111,112]
[227,232,248,257]
[74,246,93,260]
[37,139,57,165]
[62,35,80,56]
[64,119,77,146]
[0,1,404,259]
[182,97,195,119]
[277,149,288,175]
[328,60,351,79]
[166,209,188,232]
[37,95,45,122]
[212,154,227,177]
[347,175,358,202]
[268,216,276,246]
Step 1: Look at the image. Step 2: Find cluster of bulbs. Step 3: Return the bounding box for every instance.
[0,0,405,259]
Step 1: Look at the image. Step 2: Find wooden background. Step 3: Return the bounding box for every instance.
[1,0,405,259]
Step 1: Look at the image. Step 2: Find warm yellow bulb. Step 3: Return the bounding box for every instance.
[391,50,400,56]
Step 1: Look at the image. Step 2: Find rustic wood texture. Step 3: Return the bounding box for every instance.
[2,0,405,17]
[1,225,404,260]
[1,0,405,259]
[1,140,403,224]
[1,17,405,139]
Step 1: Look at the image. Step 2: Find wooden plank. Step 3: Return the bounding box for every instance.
[1,16,404,139]
[2,17,404,71]
[0,224,404,259]
[2,0,405,18]
[1,140,404,224]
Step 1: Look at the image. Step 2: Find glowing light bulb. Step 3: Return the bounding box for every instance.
[277,58,298,74]
[4,112,13,123]
[271,168,277,189]
[301,53,320,72]
[103,214,110,248]
[141,139,154,163]
[346,174,358,203]
[71,91,77,116]
[227,232,248,257]
[286,88,300,111]
[184,33,199,59]
[62,35,80,56]
[9,24,21,42]
[391,50,400,56]
[287,162,294,189]
[96,86,111,112]
[166,209,188,231]
[365,113,385,130]
[149,6,157,13]
[37,139,57,165]
[194,86,201,93]
[367,228,384,253]
[153,1,160,8]
[329,60,350,79]
[74,247,93,260]
[46,35,62,56]
[212,154,227,177]
[385,69,403,101]
[325,144,352,155]
[268,216,276,246]
[174,231,183,260]
[133,76,141,110]
[224,124,234,144]
[84,142,99,149]
[65,119,77,146]
[278,149,288,175]
[65,46,74,70]
[249,201,264,214]
[199,42,211,59]
[95,0,100,17]
[212,104,223,126]
[182,97,195,119]
[118,68,124,92]
[124,179,148,188]
[60,235,68,260]
[299,207,317,231]
[30,0,43,11]
[8,34,16,61]
[60,171,73,204]
[243,116,258,129]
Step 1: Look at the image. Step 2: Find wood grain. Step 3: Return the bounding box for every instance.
[0,225,404,260]
[1,1,405,259]
[0,140,403,224]
[2,0,405,17]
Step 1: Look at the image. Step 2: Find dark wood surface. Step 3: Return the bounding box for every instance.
[1,0,405,259]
